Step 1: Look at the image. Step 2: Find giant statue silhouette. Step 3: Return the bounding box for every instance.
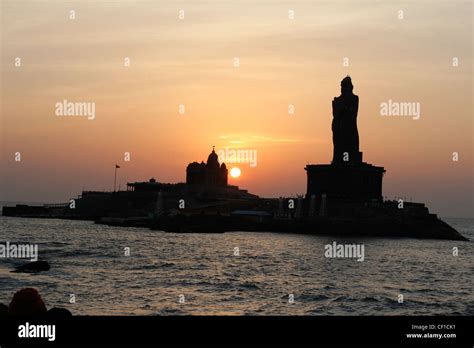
[332,76,360,164]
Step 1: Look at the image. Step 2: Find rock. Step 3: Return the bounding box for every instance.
[12,261,50,273]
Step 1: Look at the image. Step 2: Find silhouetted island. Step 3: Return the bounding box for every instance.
[3,77,467,241]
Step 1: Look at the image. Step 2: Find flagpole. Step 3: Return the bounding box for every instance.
[114,165,117,192]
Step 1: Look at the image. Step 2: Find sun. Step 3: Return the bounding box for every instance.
[230,167,241,178]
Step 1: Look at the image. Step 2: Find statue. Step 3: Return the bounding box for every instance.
[332,76,360,164]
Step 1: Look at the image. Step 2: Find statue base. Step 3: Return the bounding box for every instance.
[305,160,385,202]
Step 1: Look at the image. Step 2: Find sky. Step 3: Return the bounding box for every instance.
[1,0,473,217]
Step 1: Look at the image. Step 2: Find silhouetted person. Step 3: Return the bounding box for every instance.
[332,76,360,164]
[8,288,47,317]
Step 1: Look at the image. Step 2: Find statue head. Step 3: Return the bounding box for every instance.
[341,76,353,96]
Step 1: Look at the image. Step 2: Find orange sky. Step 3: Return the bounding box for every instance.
[1,0,473,217]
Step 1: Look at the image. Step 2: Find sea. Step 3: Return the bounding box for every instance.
[0,214,473,316]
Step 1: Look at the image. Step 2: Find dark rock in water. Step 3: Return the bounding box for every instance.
[12,261,50,273]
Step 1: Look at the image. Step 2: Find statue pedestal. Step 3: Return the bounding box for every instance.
[305,160,385,215]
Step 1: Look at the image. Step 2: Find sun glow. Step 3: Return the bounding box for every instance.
[230,167,241,178]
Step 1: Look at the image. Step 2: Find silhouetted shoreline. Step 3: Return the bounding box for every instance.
[2,78,468,241]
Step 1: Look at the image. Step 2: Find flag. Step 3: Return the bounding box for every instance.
[115,165,120,168]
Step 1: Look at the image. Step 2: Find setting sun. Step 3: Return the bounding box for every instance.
[230,167,241,178]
